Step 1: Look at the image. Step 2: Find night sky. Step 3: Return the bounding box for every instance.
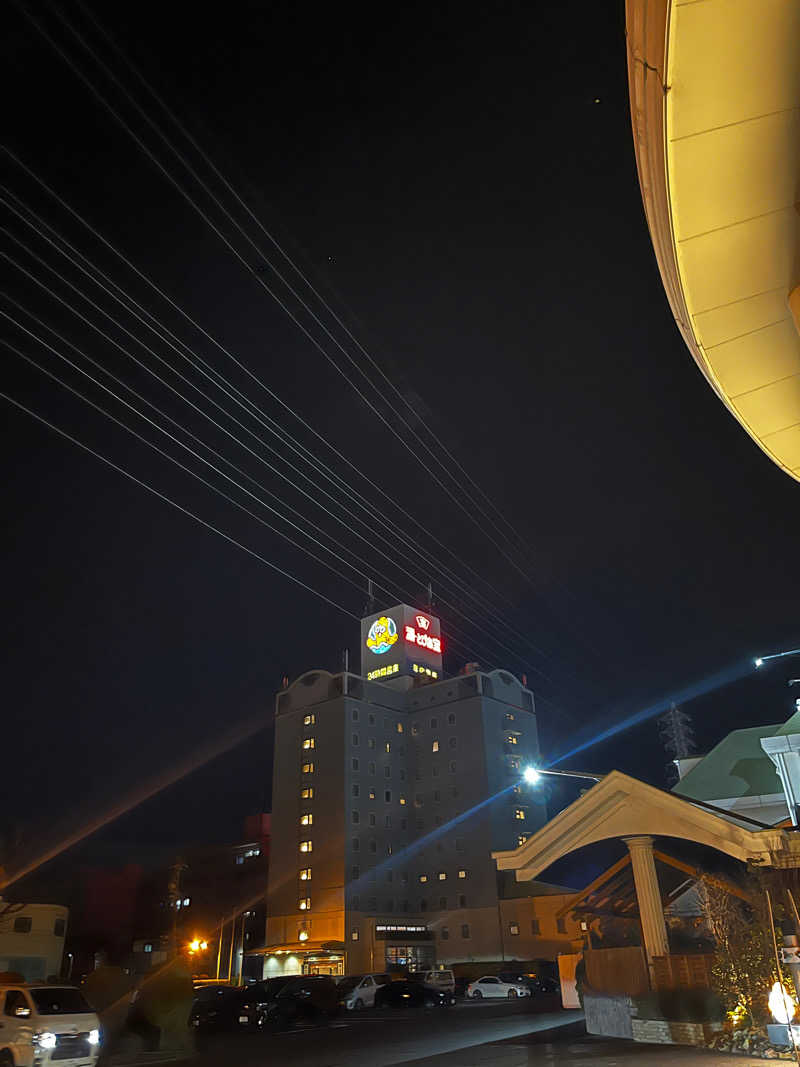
[3,1,800,888]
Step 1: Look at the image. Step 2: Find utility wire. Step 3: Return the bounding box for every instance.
[2,300,534,676]
[1,195,574,679]
[74,0,532,558]
[20,0,539,590]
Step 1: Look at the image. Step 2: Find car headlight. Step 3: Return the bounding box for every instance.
[35,1032,57,1049]
[89,1028,101,1046]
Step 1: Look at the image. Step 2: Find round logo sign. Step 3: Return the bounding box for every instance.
[366,615,398,655]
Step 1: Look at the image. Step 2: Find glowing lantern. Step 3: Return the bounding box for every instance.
[769,981,797,1025]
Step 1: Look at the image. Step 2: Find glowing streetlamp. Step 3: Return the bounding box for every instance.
[523,765,604,785]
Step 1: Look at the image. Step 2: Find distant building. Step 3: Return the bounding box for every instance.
[0,902,68,981]
[263,604,550,976]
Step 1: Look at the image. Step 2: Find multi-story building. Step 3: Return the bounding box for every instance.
[264,604,551,976]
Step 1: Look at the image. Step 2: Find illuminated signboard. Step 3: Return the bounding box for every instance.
[360,604,443,683]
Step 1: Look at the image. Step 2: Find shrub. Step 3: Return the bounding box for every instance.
[632,988,725,1023]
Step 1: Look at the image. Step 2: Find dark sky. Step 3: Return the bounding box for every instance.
[3,1,800,885]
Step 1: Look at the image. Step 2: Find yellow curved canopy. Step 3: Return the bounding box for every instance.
[627,0,800,480]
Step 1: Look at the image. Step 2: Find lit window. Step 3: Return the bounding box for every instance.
[514,809,525,820]
[399,795,406,805]
[298,898,311,911]
[458,869,468,879]
[300,813,313,826]
[419,874,428,883]
[183,897,190,907]
[505,733,519,745]
[369,788,376,800]
[517,834,528,847]
[302,762,314,774]
[411,723,419,735]
[304,714,316,726]
[509,922,520,936]
[508,757,521,771]
[351,929,359,941]
[235,856,244,865]
[299,868,311,881]
[387,845,393,855]
[299,840,313,853]
[437,872,447,881]
[385,742,391,753]
[432,740,439,752]
[505,713,515,723]
[301,787,314,799]
[144,943,153,953]
[303,737,315,750]
[396,723,404,734]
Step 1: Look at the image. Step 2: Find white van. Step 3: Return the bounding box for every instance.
[420,969,455,994]
[336,973,391,1010]
[0,984,101,1066]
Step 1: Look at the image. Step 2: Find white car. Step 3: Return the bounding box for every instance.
[466,975,531,1000]
[0,984,101,1066]
[337,973,391,1010]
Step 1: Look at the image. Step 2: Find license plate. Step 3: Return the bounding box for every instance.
[239,1016,249,1024]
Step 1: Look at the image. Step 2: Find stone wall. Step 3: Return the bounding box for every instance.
[584,991,633,1039]
[632,1019,724,1046]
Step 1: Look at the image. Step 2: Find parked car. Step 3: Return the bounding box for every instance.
[454,976,472,999]
[466,975,531,999]
[374,980,454,1010]
[336,974,391,1010]
[418,969,455,994]
[262,976,339,1029]
[499,973,560,997]
[237,977,293,1028]
[0,983,101,1066]
[190,984,244,1032]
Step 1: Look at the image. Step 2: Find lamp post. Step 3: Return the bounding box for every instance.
[523,766,604,785]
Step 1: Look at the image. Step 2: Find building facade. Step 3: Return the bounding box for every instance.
[264,606,548,976]
[0,903,68,982]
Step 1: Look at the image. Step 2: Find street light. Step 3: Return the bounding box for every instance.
[755,649,800,669]
[523,765,604,785]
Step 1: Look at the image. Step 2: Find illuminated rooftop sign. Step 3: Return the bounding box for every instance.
[360,604,443,683]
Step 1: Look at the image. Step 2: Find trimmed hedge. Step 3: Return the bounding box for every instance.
[632,988,725,1023]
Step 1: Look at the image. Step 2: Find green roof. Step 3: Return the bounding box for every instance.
[673,724,782,802]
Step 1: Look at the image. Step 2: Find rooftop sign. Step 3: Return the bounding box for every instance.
[360,604,443,683]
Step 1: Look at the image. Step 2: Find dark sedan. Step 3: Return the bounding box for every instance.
[189,984,244,1032]
[237,977,293,1029]
[261,976,340,1029]
[374,980,454,1010]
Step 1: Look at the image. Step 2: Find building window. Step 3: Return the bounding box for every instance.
[351,865,360,879]
[352,733,359,746]
[557,917,567,934]
[368,738,376,750]
[430,718,438,728]
[299,840,312,853]
[505,712,515,723]
[461,923,470,939]
[437,871,447,881]
[352,811,360,824]
[396,722,404,733]
[455,838,465,852]
[508,757,521,771]
[432,765,439,778]
[458,894,466,908]
[301,762,314,774]
[412,723,419,735]
[352,895,360,909]
[400,818,407,830]
[387,844,393,855]
[509,922,520,936]
[352,758,359,771]
[385,742,391,753]
[399,768,406,781]
[369,839,377,854]
[385,817,392,831]
[353,784,360,797]
[351,929,359,941]
[352,709,359,721]
[369,762,376,775]
[448,737,457,749]
[304,713,316,726]
[414,794,423,807]
[300,813,313,826]
[369,713,376,725]
[416,818,424,830]
[432,789,440,802]
[386,899,394,912]
[419,874,428,883]
[505,733,519,745]
[302,737,315,749]
[432,740,440,752]
[385,790,392,803]
[517,834,529,847]
[386,870,393,882]
[298,898,311,911]
[449,761,457,773]
[451,786,459,798]
[13,916,32,933]
[301,787,314,799]
[384,766,391,778]
[352,837,360,851]
[369,788,376,800]
[235,855,244,865]
[514,808,526,820]
[441,926,449,940]
[54,918,66,937]
[531,918,541,935]
[369,813,376,826]
[299,867,311,881]
[447,713,456,725]
[439,896,447,909]
[420,899,428,912]
[143,942,153,953]
[366,897,377,910]
[399,795,406,805]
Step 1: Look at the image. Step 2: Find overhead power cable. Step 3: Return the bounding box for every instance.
[19,0,539,591]
[1,188,579,680]
[74,0,532,559]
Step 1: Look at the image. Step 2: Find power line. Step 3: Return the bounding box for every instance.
[73,0,533,559]
[19,0,539,590]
